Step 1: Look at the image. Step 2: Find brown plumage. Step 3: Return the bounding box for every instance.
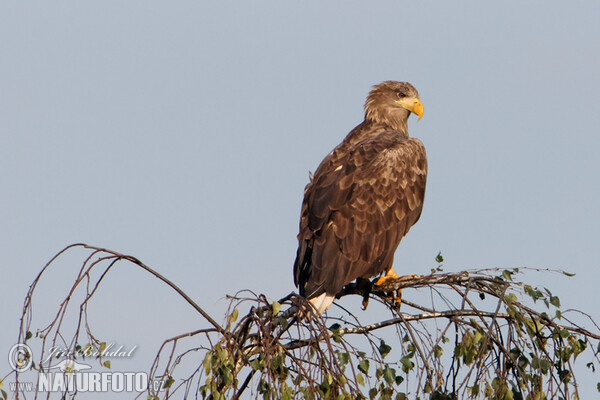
[293,81,427,314]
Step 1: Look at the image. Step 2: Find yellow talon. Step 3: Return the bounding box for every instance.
[374,270,421,309]
[362,296,370,310]
[395,288,402,308]
[375,268,400,286]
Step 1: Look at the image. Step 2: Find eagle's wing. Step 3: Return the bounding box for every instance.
[294,131,427,299]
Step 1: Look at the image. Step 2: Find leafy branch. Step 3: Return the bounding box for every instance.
[5,244,600,399]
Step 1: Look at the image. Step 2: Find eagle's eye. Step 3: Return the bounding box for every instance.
[397,92,406,99]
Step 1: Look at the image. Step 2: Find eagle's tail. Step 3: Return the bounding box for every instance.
[308,292,335,315]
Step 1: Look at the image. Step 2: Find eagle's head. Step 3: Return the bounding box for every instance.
[364,81,424,133]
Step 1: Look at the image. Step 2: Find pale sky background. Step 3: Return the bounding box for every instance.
[1,1,599,398]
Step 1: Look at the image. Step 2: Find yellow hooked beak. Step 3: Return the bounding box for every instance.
[396,98,424,121]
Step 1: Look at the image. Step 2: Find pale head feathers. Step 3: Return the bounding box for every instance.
[364,81,420,134]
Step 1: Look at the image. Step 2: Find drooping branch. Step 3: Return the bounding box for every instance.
[9,244,600,400]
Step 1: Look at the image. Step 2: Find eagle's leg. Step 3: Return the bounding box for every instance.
[395,288,402,308]
[355,278,373,310]
[375,268,403,308]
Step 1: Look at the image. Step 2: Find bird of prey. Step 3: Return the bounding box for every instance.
[293,81,427,314]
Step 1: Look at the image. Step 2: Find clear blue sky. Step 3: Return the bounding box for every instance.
[2,1,599,397]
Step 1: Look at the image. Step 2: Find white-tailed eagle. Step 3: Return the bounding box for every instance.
[293,81,427,314]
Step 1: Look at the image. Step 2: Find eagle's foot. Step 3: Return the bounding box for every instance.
[355,278,373,310]
[375,268,400,286]
[362,296,370,310]
[371,288,402,309]
[374,270,422,309]
[393,288,402,308]
[376,271,421,288]
[381,288,402,309]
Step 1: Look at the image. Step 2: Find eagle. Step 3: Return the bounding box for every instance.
[293,81,427,314]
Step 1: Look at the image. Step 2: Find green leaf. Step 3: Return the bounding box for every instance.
[378,340,392,359]
[504,293,517,305]
[369,388,378,399]
[272,302,281,315]
[270,354,283,371]
[502,270,513,281]
[203,352,213,374]
[454,343,463,358]
[435,252,444,263]
[278,315,289,329]
[103,360,111,369]
[474,330,484,344]
[356,373,365,386]
[550,296,561,308]
[559,369,571,383]
[485,384,493,397]
[249,357,265,371]
[230,308,239,323]
[532,357,551,374]
[329,323,341,343]
[164,376,175,389]
[98,342,107,356]
[525,285,545,303]
[337,351,350,366]
[424,379,432,393]
[518,355,530,370]
[524,317,542,336]
[281,387,293,400]
[383,366,396,386]
[540,359,551,374]
[258,379,269,394]
[400,356,414,372]
[25,331,33,340]
[509,347,521,360]
[464,348,475,365]
[358,359,370,374]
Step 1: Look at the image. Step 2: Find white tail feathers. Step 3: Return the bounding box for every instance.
[308,293,335,315]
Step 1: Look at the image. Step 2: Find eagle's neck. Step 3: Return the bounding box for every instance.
[364,109,409,136]
[341,120,409,149]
